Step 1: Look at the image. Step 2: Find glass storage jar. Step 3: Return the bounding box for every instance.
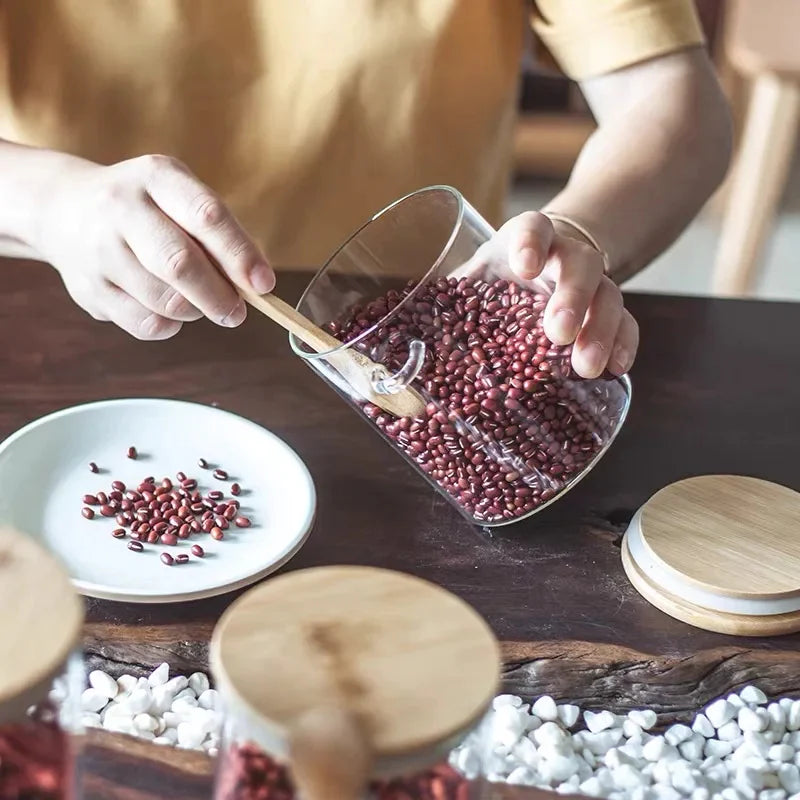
[0,527,85,800]
[211,565,500,800]
[289,186,631,527]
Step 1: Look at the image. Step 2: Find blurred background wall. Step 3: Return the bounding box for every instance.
[510,0,800,301]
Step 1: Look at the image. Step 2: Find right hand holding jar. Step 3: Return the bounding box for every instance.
[294,187,633,526]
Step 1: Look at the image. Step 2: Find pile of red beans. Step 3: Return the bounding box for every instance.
[0,714,72,799]
[81,456,250,563]
[217,743,470,800]
[326,276,625,523]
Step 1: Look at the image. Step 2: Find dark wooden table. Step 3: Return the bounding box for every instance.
[3,258,800,799]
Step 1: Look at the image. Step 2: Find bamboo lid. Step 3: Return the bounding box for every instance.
[0,527,84,724]
[210,565,500,798]
[621,475,800,635]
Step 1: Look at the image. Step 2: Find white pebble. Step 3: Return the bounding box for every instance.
[586,710,618,733]
[176,721,205,749]
[693,714,717,739]
[779,764,800,794]
[739,707,768,733]
[208,746,219,758]
[558,704,580,729]
[707,699,737,729]
[506,766,536,786]
[736,765,765,791]
[728,695,746,710]
[88,670,119,700]
[665,724,694,746]
[642,736,678,761]
[705,739,734,759]
[125,688,152,715]
[761,792,787,800]
[159,727,178,744]
[148,662,169,687]
[580,777,606,797]
[173,687,197,702]
[133,713,158,733]
[532,695,559,722]
[533,721,568,747]
[692,789,711,800]
[492,704,525,746]
[163,675,188,695]
[152,736,172,746]
[740,686,768,706]
[584,729,624,756]
[770,703,788,729]
[81,688,108,713]
[612,764,647,790]
[771,744,795,762]
[718,720,743,741]
[628,709,658,730]
[623,719,643,739]
[150,684,175,715]
[493,694,523,710]
[721,789,744,800]
[187,672,210,696]
[198,688,219,711]
[788,702,800,732]
[680,738,705,763]
[540,754,579,784]
[171,697,199,714]
[742,731,770,758]
[116,674,137,695]
[605,748,637,770]
[104,716,135,735]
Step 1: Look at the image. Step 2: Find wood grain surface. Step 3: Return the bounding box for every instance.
[3,258,800,798]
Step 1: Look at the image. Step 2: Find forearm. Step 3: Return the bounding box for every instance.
[543,48,732,284]
[0,138,86,260]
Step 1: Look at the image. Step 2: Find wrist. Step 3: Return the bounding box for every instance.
[0,141,88,260]
[542,210,611,277]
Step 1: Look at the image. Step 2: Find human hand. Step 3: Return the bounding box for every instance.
[503,211,638,379]
[34,153,275,340]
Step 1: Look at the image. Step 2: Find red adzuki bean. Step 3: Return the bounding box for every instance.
[234,516,251,528]
[127,541,143,552]
[81,507,94,520]
[230,482,241,496]
[210,527,224,541]
[111,528,126,539]
[111,480,125,492]
[197,457,208,469]
[160,532,178,547]
[83,494,99,505]
[160,553,174,566]
[176,554,189,564]
[127,446,137,459]
[213,469,228,480]
[88,461,99,473]
[191,544,204,557]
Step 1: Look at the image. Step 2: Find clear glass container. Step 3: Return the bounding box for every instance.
[0,528,85,800]
[211,566,501,800]
[290,186,631,527]
[0,652,84,800]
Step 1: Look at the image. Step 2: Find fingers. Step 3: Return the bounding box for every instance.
[571,277,624,378]
[141,155,275,295]
[90,281,183,341]
[541,241,604,346]
[122,191,248,328]
[608,309,639,376]
[504,211,555,281]
[105,240,202,322]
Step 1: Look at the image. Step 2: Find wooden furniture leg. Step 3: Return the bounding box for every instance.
[712,72,800,296]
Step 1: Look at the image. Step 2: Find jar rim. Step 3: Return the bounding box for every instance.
[290,185,465,361]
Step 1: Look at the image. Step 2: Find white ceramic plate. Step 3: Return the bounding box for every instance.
[0,399,316,603]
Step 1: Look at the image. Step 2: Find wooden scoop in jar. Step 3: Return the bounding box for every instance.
[239,288,426,418]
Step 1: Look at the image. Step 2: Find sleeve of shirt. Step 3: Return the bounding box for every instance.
[531,0,706,81]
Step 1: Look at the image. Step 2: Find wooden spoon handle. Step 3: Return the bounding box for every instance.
[238,287,340,355]
[288,706,371,800]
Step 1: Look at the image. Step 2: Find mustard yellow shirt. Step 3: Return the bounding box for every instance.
[0,1,703,267]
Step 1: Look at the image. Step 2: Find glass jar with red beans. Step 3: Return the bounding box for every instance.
[211,565,501,800]
[0,527,85,800]
[289,186,631,526]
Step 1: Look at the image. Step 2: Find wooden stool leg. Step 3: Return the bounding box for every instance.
[712,73,800,296]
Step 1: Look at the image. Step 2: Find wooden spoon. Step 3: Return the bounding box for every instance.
[239,288,426,418]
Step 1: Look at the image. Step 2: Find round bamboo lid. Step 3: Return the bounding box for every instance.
[210,565,500,798]
[621,475,800,635]
[0,527,84,724]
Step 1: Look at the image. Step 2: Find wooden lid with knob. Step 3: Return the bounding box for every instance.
[210,565,500,799]
[0,527,84,724]
[621,475,800,636]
